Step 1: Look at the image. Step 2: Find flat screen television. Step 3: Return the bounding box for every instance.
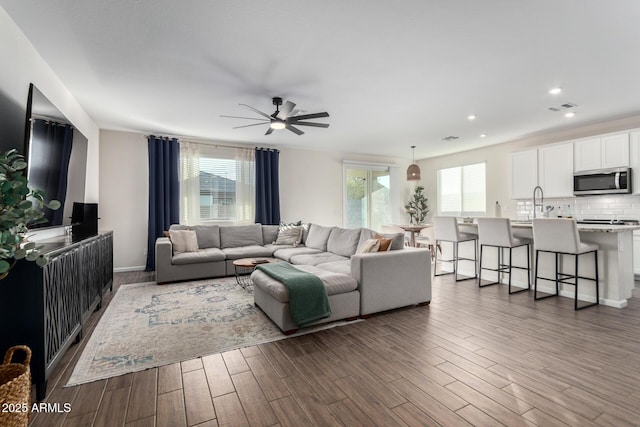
[23,83,88,229]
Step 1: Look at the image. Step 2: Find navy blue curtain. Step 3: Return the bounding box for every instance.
[31,119,74,226]
[146,136,180,271]
[254,148,281,225]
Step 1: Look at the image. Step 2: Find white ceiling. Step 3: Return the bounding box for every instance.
[3,0,640,160]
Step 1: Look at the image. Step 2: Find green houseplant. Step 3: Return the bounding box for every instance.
[405,185,429,225]
[0,149,60,279]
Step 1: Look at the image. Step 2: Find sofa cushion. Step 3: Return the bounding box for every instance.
[220,224,263,248]
[273,246,322,262]
[251,264,358,303]
[289,252,349,266]
[221,245,274,260]
[305,224,333,251]
[315,260,351,275]
[327,227,362,257]
[191,225,221,249]
[262,225,280,245]
[169,230,199,254]
[169,224,189,231]
[172,248,226,265]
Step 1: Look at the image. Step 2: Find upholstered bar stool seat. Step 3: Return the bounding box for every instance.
[532,218,599,310]
[477,218,531,293]
[433,216,477,281]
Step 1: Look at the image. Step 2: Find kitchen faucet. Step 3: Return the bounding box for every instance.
[532,186,543,219]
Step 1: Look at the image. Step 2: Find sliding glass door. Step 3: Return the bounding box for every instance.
[344,164,391,231]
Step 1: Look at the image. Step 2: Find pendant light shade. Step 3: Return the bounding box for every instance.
[407,145,421,181]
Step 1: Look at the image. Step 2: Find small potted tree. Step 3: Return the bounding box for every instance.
[0,149,60,280]
[404,185,429,225]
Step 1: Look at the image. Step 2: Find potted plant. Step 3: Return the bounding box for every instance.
[404,185,429,225]
[0,149,60,280]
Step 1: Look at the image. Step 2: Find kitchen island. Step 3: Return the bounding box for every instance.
[441,221,640,308]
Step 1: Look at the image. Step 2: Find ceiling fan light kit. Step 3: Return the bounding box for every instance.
[407,145,421,181]
[222,97,330,136]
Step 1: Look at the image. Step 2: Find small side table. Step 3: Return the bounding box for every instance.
[233,257,280,290]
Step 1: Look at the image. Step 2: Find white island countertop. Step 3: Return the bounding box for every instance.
[508,221,640,233]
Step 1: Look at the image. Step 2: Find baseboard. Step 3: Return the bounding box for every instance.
[114,266,147,273]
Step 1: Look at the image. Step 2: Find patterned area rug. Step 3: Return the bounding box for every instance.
[67,278,353,386]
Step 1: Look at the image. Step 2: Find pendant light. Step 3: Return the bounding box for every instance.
[406,145,421,181]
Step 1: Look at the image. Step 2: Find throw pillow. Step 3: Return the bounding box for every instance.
[356,238,380,254]
[169,230,199,254]
[373,234,393,252]
[274,226,303,246]
[163,230,171,238]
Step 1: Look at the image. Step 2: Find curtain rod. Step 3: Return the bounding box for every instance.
[144,135,276,151]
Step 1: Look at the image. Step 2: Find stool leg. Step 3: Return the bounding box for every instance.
[473,240,478,278]
[507,247,512,292]
[555,252,560,296]
[454,241,459,281]
[434,239,440,275]
[526,243,531,290]
[534,249,539,299]
[478,244,484,287]
[595,250,599,305]
[574,253,579,311]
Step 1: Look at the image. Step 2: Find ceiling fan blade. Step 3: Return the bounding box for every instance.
[220,115,270,121]
[232,122,269,129]
[239,104,273,120]
[290,122,330,128]
[265,127,275,135]
[285,124,304,135]
[276,101,296,120]
[288,112,330,121]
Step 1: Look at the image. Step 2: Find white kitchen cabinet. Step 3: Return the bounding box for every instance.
[574,133,629,171]
[538,142,574,198]
[510,149,538,199]
[634,231,640,276]
[631,131,640,194]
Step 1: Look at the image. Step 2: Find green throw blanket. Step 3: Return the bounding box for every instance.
[256,263,331,327]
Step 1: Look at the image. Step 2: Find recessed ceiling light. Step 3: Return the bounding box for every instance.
[468,115,476,121]
[565,112,575,118]
[549,87,562,95]
[480,134,487,138]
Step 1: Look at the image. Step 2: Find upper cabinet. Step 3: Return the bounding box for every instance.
[630,131,640,195]
[510,149,538,199]
[538,143,574,198]
[574,133,629,172]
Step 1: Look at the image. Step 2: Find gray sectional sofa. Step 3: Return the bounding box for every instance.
[155,223,431,332]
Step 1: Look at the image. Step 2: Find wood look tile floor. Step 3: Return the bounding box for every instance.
[29,271,640,427]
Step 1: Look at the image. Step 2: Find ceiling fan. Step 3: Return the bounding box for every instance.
[221,97,329,135]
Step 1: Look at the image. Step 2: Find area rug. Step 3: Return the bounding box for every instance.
[67,277,357,386]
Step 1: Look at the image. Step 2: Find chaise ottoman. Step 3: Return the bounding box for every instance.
[251,263,360,334]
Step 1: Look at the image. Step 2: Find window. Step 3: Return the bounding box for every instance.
[437,162,486,216]
[180,142,255,225]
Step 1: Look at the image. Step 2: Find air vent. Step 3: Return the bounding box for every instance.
[548,102,578,112]
[441,136,459,141]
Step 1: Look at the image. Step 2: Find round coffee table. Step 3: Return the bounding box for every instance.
[233,257,280,290]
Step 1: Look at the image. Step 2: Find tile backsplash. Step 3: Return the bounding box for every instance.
[515,195,640,221]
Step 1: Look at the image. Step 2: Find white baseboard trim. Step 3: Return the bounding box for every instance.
[114,266,147,273]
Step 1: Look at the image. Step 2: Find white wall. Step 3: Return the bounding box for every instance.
[99,130,413,270]
[418,115,640,218]
[99,130,149,270]
[0,7,100,201]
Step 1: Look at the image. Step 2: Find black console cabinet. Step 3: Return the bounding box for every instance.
[0,231,113,400]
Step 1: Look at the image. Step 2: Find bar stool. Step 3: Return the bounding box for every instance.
[532,218,599,310]
[433,216,477,281]
[477,218,531,294]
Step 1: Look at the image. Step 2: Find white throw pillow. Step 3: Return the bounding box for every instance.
[169,230,199,254]
[274,226,303,246]
[356,238,381,254]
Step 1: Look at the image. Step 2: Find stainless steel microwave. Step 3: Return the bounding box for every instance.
[573,167,631,195]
